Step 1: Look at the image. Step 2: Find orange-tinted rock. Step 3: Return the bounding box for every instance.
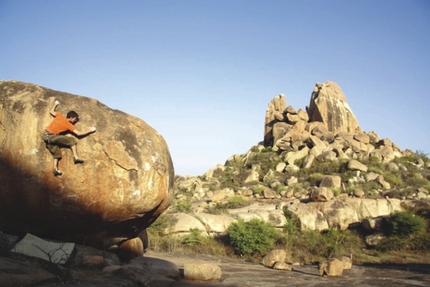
[307,81,359,134]
[0,80,173,247]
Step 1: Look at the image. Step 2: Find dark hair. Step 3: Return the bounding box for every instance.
[66,110,79,120]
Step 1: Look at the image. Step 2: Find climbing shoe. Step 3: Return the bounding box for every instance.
[74,157,84,164]
[53,169,63,176]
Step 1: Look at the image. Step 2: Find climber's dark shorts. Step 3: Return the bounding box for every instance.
[42,133,77,159]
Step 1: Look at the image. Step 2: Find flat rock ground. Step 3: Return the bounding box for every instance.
[7,250,429,287]
[146,251,430,287]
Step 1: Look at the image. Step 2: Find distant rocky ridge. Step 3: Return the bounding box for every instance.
[170,81,429,242]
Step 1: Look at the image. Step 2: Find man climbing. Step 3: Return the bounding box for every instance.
[42,100,96,176]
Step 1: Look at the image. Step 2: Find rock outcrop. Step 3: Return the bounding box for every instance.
[0,80,174,248]
[307,81,359,134]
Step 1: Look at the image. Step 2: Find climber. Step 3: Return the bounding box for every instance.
[42,100,96,176]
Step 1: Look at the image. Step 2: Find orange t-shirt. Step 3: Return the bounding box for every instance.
[45,113,76,135]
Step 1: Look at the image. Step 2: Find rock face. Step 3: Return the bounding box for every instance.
[264,94,287,146]
[0,80,174,247]
[307,81,359,134]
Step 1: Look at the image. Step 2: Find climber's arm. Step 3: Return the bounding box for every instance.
[50,100,60,117]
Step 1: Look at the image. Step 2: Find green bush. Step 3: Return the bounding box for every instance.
[183,228,207,246]
[385,211,426,237]
[283,208,301,244]
[290,229,361,262]
[308,172,324,185]
[206,202,229,215]
[172,200,193,214]
[226,195,250,209]
[251,184,265,195]
[227,219,279,256]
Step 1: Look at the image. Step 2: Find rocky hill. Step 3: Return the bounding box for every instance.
[169,81,430,237]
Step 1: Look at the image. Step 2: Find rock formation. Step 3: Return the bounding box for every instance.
[0,80,174,248]
[264,94,287,146]
[307,81,359,134]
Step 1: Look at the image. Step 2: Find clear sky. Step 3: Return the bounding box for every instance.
[1,0,429,176]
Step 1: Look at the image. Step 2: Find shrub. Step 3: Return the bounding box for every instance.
[206,202,229,215]
[226,195,250,209]
[308,172,324,185]
[172,200,193,214]
[183,228,207,246]
[283,208,301,244]
[289,229,361,263]
[227,219,279,256]
[385,211,426,237]
[251,184,265,195]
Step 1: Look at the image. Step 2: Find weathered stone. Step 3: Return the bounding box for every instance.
[348,159,368,172]
[353,133,370,144]
[297,109,309,122]
[286,176,298,186]
[377,175,391,189]
[338,256,353,270]
[272,122,292,145]
[276,162,286,172]
[0,80,173,248]
[183,263,222,281]
[308,135,328,151]
[195,213,235,234]
[285,146,310,165]
[210,190,229,202]
[318,258,344,277]
[264,94,287,146]
[367,131,380,144]
[165,213,207,235]
[262,249,287,268]
[286,113,301,123]
[263,188,277,199]
[353,188,365,198]
[307,81,359,134]
[117,237,144,262]
[309,187,334,202]
[317,150,337,161]
[240,169,260,184]
[310,200,358,230]
[273,261,293,271]
[284,201,329,230]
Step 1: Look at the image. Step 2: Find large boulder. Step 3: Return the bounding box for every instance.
[0,80,174,247]
[307,81,359,134]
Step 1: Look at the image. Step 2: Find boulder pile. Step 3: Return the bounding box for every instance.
[169,81,429,241]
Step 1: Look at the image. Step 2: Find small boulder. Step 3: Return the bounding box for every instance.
[309,187,334,202]
[262,249,287,268]
[183,263,222,281]
[348,160,368,172]
[318,258,344,277]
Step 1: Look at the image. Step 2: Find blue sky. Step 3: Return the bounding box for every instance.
[1,0,429,176]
